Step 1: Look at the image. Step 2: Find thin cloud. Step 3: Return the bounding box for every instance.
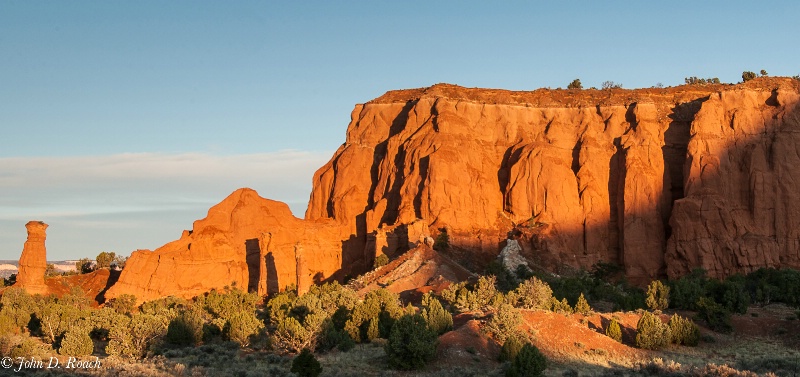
[0,150,332,259]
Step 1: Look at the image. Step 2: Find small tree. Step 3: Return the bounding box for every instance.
[668,314,699,346]
[506,343,547,377]
[96,252,116,269]
[484,304,523,343]
[421,293,453,335]
[385,314,438,370]
[574,293,591,315]
[291,348,322,377]
[59,326,94,356]
[605,318,622,343]
[433,229,450,251]
[510,277,553,310]
[646,280,669,311]
[567,79,583,90]
[635,311,670,350]
[373,254,389,268]
[499,334,525,362]
[106,294,137,315]
[742,71,757,82]
[602,81,622,90]
[760,69,768,77]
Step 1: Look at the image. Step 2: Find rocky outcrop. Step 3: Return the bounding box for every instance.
[665,86,800,278]
[308,78,800,283]
[15,221,49,295]
[105,189,351,303]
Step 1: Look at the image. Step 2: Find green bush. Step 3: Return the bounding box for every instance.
[484,304,523,343]
[574,293,591,315]
[645,280,669,311]
[0,287,36,331]
[224,309,263,346]
[550,297,573,314]
[105,313,168,358]
[344,288,402,342]
[499,334,524,362]
[291,348,322,377]
[567,79,582,90]
[433,229,450,251]
[605,318,622,343]
[385,314,438,370]
[106,294,137,315]
[635,311,670,350]
[742,71,757,82]
[510,277,553,310]
[441,276,500,313]
[506,343,547,377]
[59,327,93,356]
[421,293,452,335]
[668,314,699,346]
[166,311,204,346]
[373,254,389,268]
[695,297,732,333]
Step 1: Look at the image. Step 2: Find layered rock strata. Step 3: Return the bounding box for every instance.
[14,221,49,295]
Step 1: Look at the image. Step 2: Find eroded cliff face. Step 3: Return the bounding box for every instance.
[105,188,351,303]
[308,78,800,282]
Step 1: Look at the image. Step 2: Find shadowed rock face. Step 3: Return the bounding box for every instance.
[15,221,49,294]
[308,79,800,283]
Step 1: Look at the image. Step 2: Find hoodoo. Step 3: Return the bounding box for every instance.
[14,221,49,295]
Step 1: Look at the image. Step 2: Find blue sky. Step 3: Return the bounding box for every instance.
[1,1,798,260]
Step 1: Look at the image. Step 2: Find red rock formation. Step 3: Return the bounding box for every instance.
[15,221,49,295]
[105,189,350,303]
[308,78,800,283]
[96,78,800,303]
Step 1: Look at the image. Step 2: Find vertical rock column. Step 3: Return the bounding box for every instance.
[15,221,49,295]
[295,243,310,296]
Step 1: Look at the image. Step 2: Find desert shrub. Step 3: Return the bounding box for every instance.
[36,292,91,344]
[75,258,94,273]
[433,228,450,251]
[344,288,402,342]
[509,277,553,310]
[95,251,116,269]
[669,269,706,310]
[695,297,732,333]
[760,69,768,76]
[685,77,721,85]
[199,287,260,321]
[373,254,389,268]
[605,318,622,343]
[224,309,263,346]
[59,326,93,356]
[550,297,573,314]
[441,276,500,313]
[645,280,669,311]
[0,287,37,331]
[635,311,670,350]
[106,294,138,315]
[140,296,188,320]
[420,293,452,335]
[506,343,547,377]
[0,313,16,336]
[707,276,749,314]
[318,320,354,352]
[166,309,205,346]
[667,314,699,346]
[291,348,322,377]
[499,334,524,362]
[484,304,523,343]
[602,81,622,89]
[742,71,757,82]
[105,313,168,358]
[574,293,591,315]
[9,336,52,360]
[385,314,438,370]
[568,79,582,90]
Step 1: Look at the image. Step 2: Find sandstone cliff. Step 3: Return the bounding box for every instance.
[66,78,800,303]
[308,78,800,282]
[105,188,352,303]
